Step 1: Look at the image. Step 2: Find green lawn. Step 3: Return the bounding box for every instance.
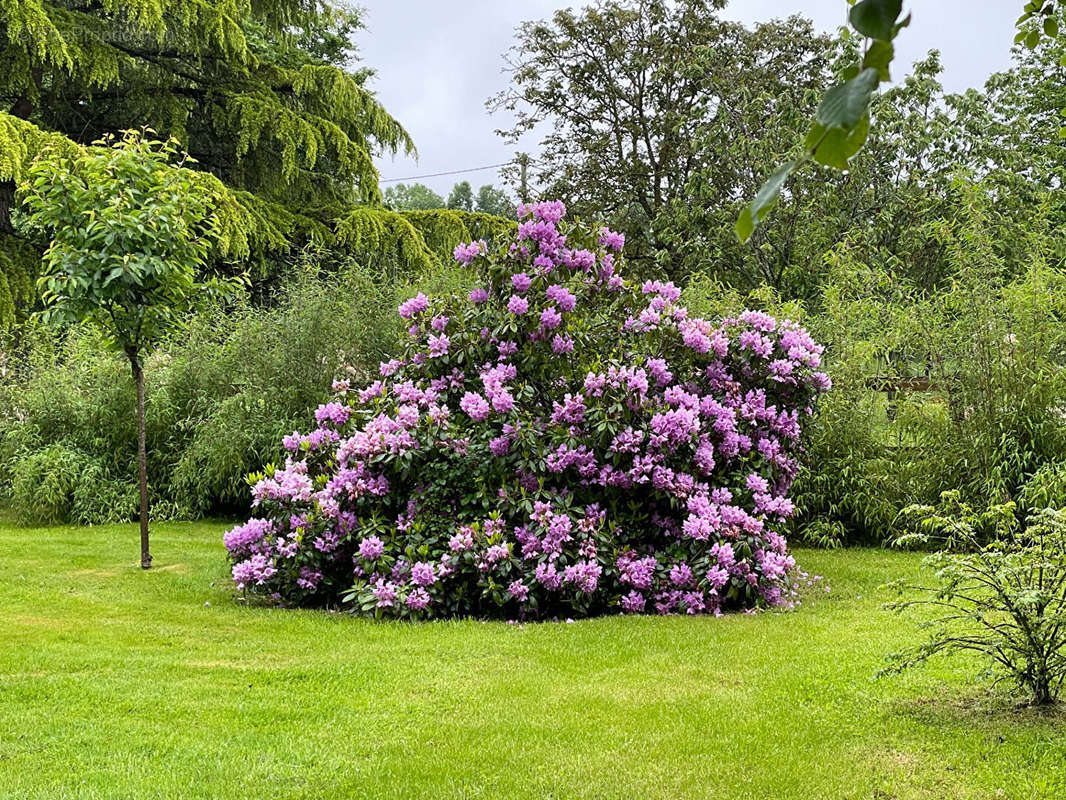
[0,523,1063,800]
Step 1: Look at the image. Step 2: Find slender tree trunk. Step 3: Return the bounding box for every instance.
[129,351,152,569]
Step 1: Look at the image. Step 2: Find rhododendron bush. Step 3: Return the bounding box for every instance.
[224,202,831,618]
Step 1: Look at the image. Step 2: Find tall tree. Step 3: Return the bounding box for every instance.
[663,52,973,296]
[492,0,836,282]
[446,181,474,211]
[739,0,1066,241]
[21,131,227,567]
[0,0,412,215]
[474,184,514,218]
[0,0,511,322]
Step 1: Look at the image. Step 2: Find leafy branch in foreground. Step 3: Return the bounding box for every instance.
[736,0,909,242]
[1017,1,1066,48]
[739,0,1066,243]
[881,491,1066,706]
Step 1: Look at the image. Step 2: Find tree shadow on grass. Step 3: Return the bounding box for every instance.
[892,686,1065,729]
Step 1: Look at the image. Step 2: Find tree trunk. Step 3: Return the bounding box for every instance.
[129,352,152,569]
[6,75,40,235]
[0,181,15,236]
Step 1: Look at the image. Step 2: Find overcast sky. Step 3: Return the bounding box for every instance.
[359,1,1021,198]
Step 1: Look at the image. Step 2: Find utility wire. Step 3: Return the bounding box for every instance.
[379,161,513,183]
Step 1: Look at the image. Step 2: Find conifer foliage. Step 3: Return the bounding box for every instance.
[0,0,497,320]
[1,0,411,206]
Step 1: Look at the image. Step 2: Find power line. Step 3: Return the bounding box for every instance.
[379,161,513,184]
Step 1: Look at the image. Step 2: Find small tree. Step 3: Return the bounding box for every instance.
[883,491,1066,706]
[22,130,220,568]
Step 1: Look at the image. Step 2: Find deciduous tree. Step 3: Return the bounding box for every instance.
[384,183,446,210]
[491,0,836,282]
[21,131,230,568]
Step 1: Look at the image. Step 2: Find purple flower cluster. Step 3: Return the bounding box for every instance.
[224,201,829,619]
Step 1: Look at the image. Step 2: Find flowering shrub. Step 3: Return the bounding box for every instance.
[224,202,830,619]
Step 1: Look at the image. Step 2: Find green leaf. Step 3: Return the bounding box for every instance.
[804,122,828,153]
[1026,29,1041,48]
[849,0,903,41]
[1045,17,1059,37]
[812,112,871,169]
[735,159,801,243]
[862,39,895,81]
[816,68,880,130]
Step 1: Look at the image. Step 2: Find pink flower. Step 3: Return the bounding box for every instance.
[540,307,562,330]
[398,293,429,319]
[621,590,645,612]
[599,228,625,251]
[411,561,436,586]
[459,392,490,421]
[545,285,576,312]
[428,333,450,357]
[358,536,384,560]
[449,526,475,552]
[453,240,486,264]
[406,587,431,610]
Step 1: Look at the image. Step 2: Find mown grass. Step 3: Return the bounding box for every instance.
[0,522,1063,800]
